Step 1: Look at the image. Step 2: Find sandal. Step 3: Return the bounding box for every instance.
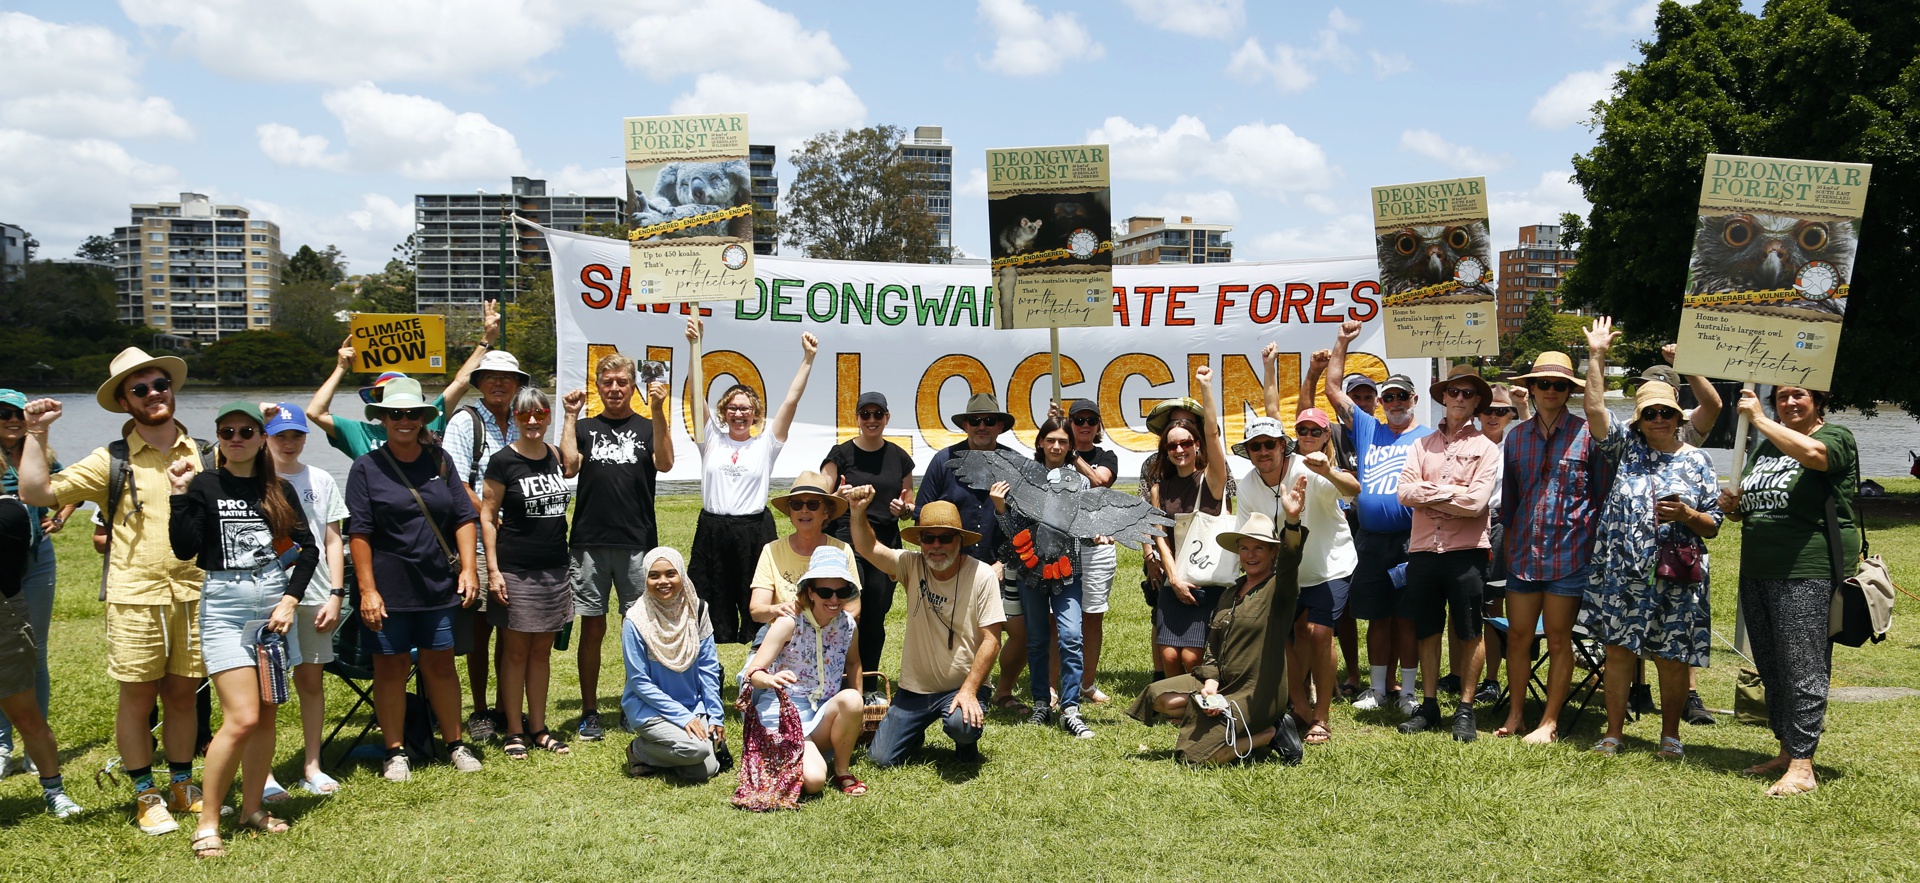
[191,829,226,859]
[1304,723,1331,745]
[1590,736,1623,756]
[1657,736,1685,760]
[991,695,1031,715]
[1085,686,1112,705]
[236,808,289,834]
[532,729,571,755]
[831,773,868,796]
[502,733,530,760]
[261,778,290,803]
[1339,683,1360,701]
[294,772,340,796]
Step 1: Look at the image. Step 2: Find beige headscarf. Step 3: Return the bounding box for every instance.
[625,547,713,672]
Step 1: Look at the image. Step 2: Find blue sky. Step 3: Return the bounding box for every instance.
[1,0,1735,274]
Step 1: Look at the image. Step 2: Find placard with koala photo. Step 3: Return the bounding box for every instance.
[1673,154,1872,390]
[622,112,756,303]
[1370,175,1497,358]
[986,144,1114,330]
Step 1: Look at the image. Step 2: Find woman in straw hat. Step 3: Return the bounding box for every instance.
[1129,487,1308,766]
[741,547,868,796]
[749,470,858,628]
[1579,318,1721,762]
[620,547,725,782]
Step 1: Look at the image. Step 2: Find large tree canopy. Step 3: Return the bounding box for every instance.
[1558,0,1917,413]
[783,125,949,263]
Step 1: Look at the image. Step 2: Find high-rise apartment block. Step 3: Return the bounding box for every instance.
[1113,216,1233,265]
[413,176,625,308]
[113,193,281,342]
[1496,224,1578,336]
[900,126,953,251]
[750,144,779,255]
[0,222,29,286]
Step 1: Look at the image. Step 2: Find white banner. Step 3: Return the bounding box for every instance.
[533,221,1430,482]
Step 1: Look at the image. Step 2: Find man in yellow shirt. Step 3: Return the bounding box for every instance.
[17,348,208,836]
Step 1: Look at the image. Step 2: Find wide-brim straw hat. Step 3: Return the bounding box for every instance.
[770,470,850,520]
[97,346,189,413]
[1631,380,1682,428]
[1146,397,1204,436]
[900,500,983,547]
[949,392,1014,431]
[364,377,441,422]
[1513,351,1586,389]
[1429,364,1493,404]
[1217,512,1287,550]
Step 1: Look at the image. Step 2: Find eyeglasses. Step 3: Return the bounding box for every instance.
[857,409,886,420]
[1242,438,1282,452]
[1071,416,1100,426]
[788,498,826,511]
[0,407,22,421]
[384,408,429,422]
[1480,407,1515,418]
[1379,391,1412,403]
[1294,426,1327,437]
[1640,407,1680,421]
[1167,439,1198,451]
[515,408,550,419]
[1530,379,1573,393]
[918,531,960,545]
[217,425,258,441]
[964,417,1002,428]
[128,377,173,399]
[1444,387,1480,399]
[810,584,856,600]
[723,404,755,413]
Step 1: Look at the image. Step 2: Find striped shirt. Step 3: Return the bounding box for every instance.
[1499,412,1608,581]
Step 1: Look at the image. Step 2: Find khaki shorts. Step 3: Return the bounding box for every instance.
[105,600,206,682]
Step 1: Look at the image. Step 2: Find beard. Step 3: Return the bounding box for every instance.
[127,399,175,427]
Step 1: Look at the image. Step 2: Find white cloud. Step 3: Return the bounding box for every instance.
[1088,115,1339,199]
[608,0,846,82]
[122,0,567,84]
[1487,170,1588,251]
[256,123,348,171]
[1249,212,1374,261]
[1369,50,1411,78]
[261,83,525,181]
[235,192,416,274]
[1120,0,1244,39]
[1398,129,1510,174]
[978,0,1104,77]
[0,129,183,251]
[1224,10,1354,92]
[668,74,865,152]
[1577,0,1665,34]
[1530,61,1626,129]
[0,12,191,140]
[1131,190,1242,225]
[345,194,414,238]
[543,164,625,197]
[955,168,989,199]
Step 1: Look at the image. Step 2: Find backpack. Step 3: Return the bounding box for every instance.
[98,435,217,601]
[457,405,488,492]
[401,691,439,763]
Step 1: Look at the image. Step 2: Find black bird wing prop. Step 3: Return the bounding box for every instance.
[946,449,1171,548]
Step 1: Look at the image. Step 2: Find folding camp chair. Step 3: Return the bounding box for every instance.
[1482,615,1617,733]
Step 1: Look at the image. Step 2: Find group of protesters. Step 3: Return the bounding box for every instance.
[0,306,1860,851]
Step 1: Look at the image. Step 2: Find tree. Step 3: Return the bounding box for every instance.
[504,262,556,385]
[198,330,329,385]
[75,234,116,264]
[272,279,348,352]
[350,258,416,315]
[1558,0,1920,413]
[783,125,949,263]
[285,244,347,286]
[1511,291,1560,365]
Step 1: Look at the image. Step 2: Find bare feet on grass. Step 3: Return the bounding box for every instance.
[1494,715,1523,738]
[1743,751,1792,777]
[1521,723,1559,746]
[1766,758,1819,797]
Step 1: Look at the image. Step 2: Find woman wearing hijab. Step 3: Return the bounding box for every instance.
[621,547,725,782]
[740,547,868,796]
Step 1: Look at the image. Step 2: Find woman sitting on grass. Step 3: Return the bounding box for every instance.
[740,547,868,796]
[621,547,725,782]
[1129,490,1307,766]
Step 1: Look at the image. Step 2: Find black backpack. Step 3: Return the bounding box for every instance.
[98,435,217,601]
[401,691,439,763]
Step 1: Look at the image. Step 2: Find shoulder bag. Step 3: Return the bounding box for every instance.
[1823,455,1897,647]
[731,682,803,812]
[380,446,462,573]
[1172,475,1240,588]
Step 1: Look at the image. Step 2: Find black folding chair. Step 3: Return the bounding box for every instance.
[1483,615,1617,733]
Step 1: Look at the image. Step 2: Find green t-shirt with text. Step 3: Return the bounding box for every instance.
[1738,423,1858,580]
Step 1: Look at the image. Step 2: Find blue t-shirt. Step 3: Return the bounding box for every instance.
[1350,409,1431,534]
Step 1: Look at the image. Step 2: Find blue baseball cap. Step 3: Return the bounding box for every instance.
[264,402,311,435]
[0,389,26,411]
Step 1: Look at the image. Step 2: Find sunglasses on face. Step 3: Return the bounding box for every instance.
[918,531,960,545]
[1641,407,1680,421]
[1295,426,1327,437]
[1167,439,1198,451]
[1243,438,1282,452]
[1444,387,1480,400]
[1071,416,1100,426]
[1480,407,1515,418]
[217,425,258,441]
[385,408,429,422]
[0,407,23,421]
[788,498,827,511]
[1531,380,1573,393]
[857,409,886,420]
[810,584,856,600]
[128,377,173,399]
[516,409,551,419]
[1379,391,1412,403]
[964,417,1002,428]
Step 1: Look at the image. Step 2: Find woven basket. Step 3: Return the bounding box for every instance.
[858,671,891,744]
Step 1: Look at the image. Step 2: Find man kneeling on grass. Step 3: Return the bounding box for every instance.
[845,489,1004,765]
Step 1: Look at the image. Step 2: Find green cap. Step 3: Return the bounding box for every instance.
[215,400,265,425]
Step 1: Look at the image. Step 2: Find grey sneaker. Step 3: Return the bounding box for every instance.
[449,744,483,773]
[46,791,83,819]
[464,711,496,743]
[1060,707,1094,739]
[1396,690,1422,717]
[382,754,411,783]
[0,746,12,779]
[1027,704,1053,726]
[577,711,606,742]
[1350,688,1383,711]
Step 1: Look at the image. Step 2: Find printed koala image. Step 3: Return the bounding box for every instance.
[628,159,754,240]
[1374,220,1493,301]
[1685,212,1854,319]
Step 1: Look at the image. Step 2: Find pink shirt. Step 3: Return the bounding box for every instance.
[1396,419,1499,554]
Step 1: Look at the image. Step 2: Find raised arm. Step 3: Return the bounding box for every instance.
[685,317,709,432]
[768,332,819,443]
[15,400,63,507]
[442,299,502,412]
[1583,317,1617,438]
[559,389,586,476]
[1261,342,1283,419]
[1300,347,1330,415]
[307,337,354,439]
[845,486,900,579]
[1324,320,1361,424]
[646,380,674,473]
[1196,364,1229,493]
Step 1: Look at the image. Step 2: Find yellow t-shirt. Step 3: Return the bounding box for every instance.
[895,551,1005,695]
[750,536,854,605]
[49,422,205,604]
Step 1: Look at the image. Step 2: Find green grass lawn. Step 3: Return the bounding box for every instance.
[7,492,1920,881]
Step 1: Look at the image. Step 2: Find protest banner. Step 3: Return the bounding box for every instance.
[623,112,756,304]
[1673,153,1872,391]
[528,220,1429,483]
[347,313,446,374]
[1370,176,1497,359]
[987,144,1113,331]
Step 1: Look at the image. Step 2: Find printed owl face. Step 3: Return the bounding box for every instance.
[1376,222,1490,294]
[1688,212,1855,294]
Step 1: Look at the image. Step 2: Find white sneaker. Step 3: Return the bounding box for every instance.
[449,744,483,773]
[1351,688,1382,711]
[383,754,411,783]
[1397,690,1422,717]
[0,746,12,779]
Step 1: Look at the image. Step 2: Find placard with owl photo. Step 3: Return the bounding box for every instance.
[622,112,756,303]
[1674,154,1872,390]
[1370,176,1497,358]
[986,144,1113,330]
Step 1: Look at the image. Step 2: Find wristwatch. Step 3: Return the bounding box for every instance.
[475,340,492,350]
[330,588,348,597]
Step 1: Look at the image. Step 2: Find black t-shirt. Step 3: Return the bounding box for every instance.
[169,469,319,598]
[571,413,658,549]
[0,497,28,599]
[1069,445,1120,486]
[484,445,571,572]
[823,439,914,532]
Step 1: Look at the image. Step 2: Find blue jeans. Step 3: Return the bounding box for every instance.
[867,687,982,767]
[1020,580,1084,709]
[0,538,55,751]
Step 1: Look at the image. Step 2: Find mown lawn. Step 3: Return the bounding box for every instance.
[6,491,1920,882]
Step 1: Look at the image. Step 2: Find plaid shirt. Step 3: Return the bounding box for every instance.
[1500,412,1609,581]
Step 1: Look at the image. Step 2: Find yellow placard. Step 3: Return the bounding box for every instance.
[986,144,1114,330]
[1382,302,1498,360]
[1370,176,1496,358]
[1673,308,1835,391]
[348,313,446,374]
[623,112,755,304]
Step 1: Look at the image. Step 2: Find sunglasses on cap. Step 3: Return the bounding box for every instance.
[217,425,258,441]
[810,584,856,600]
[857,409,886,420]
[1640,407,1681,421]
[128,377,173,399]
[1530,379,1574,393]
[917,531,960,545]
[1379,390,1412,403]
[0,406,22,421]
[1480,407,1516,418]
[1242,438,1283,452]
[1071,416,1100,426]
[1294,425,1327,437]
[383,408,429,422]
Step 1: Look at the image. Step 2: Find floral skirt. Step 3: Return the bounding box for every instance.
[1581,573,1711,667]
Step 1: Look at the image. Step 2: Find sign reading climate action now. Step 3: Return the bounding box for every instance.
[348,313,447,374]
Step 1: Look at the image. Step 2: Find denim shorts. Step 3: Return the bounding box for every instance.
[200,566,301,675]
[1508,564,1592,599]
[364,605,458,655]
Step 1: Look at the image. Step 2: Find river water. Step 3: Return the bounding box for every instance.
[24,386,1920,489]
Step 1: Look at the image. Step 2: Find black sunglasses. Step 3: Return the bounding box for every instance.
[1379,391,1412,402]
[1640,407,1681,421]
[1071,416,1100,426]
[810,584,856,599]
[217,425,258,440]
[963,416,1002,428]
[1242,438,1283,452]
[857,409,886,420]
[1530,379,1574,393]
[1444,387,1480,399]
[1295,426,1327,437]
[917,531,960,545]
[788,498,826,511]
[128,377,173,399]
[0,407,23,421]
[383,408,429,422]
[1480,407,1516,418]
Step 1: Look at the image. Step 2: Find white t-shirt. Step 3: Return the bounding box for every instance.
[698,418,785,515]
[278,465,348,606]
[1238,456,1356,586]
